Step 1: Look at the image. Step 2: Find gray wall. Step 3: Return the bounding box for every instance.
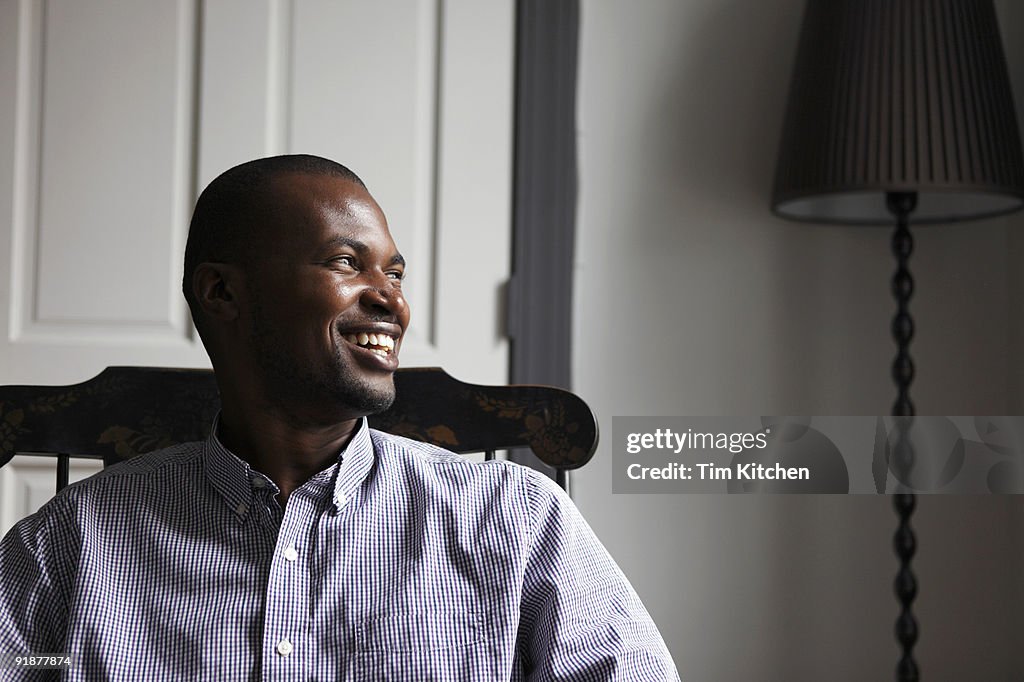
[572,1,1024,679]
[1001,1,1024,679]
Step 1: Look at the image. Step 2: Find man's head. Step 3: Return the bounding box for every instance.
[183,155,410,423]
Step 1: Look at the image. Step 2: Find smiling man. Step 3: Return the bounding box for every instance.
[0,155,678,680]
[184,162,411,505]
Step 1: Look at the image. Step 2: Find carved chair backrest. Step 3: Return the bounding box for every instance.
[0,366,598,493]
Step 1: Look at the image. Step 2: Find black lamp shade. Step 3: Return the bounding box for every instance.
[772,0,1024,224]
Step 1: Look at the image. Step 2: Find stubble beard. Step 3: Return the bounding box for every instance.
[249,302,396,420]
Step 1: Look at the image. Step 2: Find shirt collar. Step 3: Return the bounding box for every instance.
[203,413,376,521]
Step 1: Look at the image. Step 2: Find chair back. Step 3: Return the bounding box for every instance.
[0,366,598,492]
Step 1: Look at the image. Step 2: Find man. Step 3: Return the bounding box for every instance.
[0,155,678,680]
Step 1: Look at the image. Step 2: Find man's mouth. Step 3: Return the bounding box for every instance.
[342,332,397,357]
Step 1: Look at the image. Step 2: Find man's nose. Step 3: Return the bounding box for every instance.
[359,277,407,318]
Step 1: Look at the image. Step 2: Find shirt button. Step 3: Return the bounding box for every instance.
[276,639,293,657]
[252,477,267,489]
[283,545,298,562]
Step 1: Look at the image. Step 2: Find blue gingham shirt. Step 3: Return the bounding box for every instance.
[0,417,678,680]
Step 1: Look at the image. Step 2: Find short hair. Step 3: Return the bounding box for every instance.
[182,154,366,334]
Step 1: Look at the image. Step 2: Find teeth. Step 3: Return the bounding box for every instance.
[344,331,397,353]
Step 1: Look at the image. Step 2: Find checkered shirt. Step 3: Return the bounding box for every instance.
[0,417,678,680]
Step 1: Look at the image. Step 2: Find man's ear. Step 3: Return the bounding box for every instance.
[192,262,245,323]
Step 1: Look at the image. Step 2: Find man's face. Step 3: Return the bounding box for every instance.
[241,173,410,421]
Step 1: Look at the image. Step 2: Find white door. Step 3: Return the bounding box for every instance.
[0,0,513,533]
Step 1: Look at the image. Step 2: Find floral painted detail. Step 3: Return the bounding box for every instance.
[425,425,458,447]
[381,421,461,448]
[0,403,28,461]
[99,415,177,459]
[473,393,528,420]
[522,403,585,466]
[28,390,80,414]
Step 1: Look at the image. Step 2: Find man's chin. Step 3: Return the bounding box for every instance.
[352,390,396,417]
[332,375,396,418]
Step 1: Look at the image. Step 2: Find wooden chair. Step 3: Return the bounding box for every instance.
[0,366,598,494]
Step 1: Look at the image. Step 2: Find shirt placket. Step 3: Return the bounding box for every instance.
[260,486,316,681]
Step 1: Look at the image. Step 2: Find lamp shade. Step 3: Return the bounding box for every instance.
[772,0,1024,224]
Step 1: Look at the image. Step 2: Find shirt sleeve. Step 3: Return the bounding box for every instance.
[0,496,77,675]
[516,472,680,681]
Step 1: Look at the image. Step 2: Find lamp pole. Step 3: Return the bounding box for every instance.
[887,191,918,682]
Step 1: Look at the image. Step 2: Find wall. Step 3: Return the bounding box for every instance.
[1000,0,1024,676]
[574,1,1023,679]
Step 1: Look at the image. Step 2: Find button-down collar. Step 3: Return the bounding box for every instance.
[203,414,375,520]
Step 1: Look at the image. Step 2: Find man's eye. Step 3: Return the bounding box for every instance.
[330,255,356,267]
[387,270,405,281]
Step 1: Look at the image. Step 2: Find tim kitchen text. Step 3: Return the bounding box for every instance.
[627,462,810,481]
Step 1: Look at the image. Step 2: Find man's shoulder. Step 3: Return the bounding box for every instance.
[369,427,515,471]
[368,428,505,477]
[9,441,206,536]
[64,440,205,493]
[369,428,473,465]
[367,428,565,501]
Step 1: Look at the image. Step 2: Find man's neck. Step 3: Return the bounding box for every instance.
[216,403,361,506]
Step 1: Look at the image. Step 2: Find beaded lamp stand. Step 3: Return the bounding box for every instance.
[887,191,918,682]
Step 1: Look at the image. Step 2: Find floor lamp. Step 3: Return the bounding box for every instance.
[770,1,1024,680]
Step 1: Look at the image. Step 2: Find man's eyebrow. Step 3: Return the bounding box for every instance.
[323,235,365,253]
[322,236,405,267]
